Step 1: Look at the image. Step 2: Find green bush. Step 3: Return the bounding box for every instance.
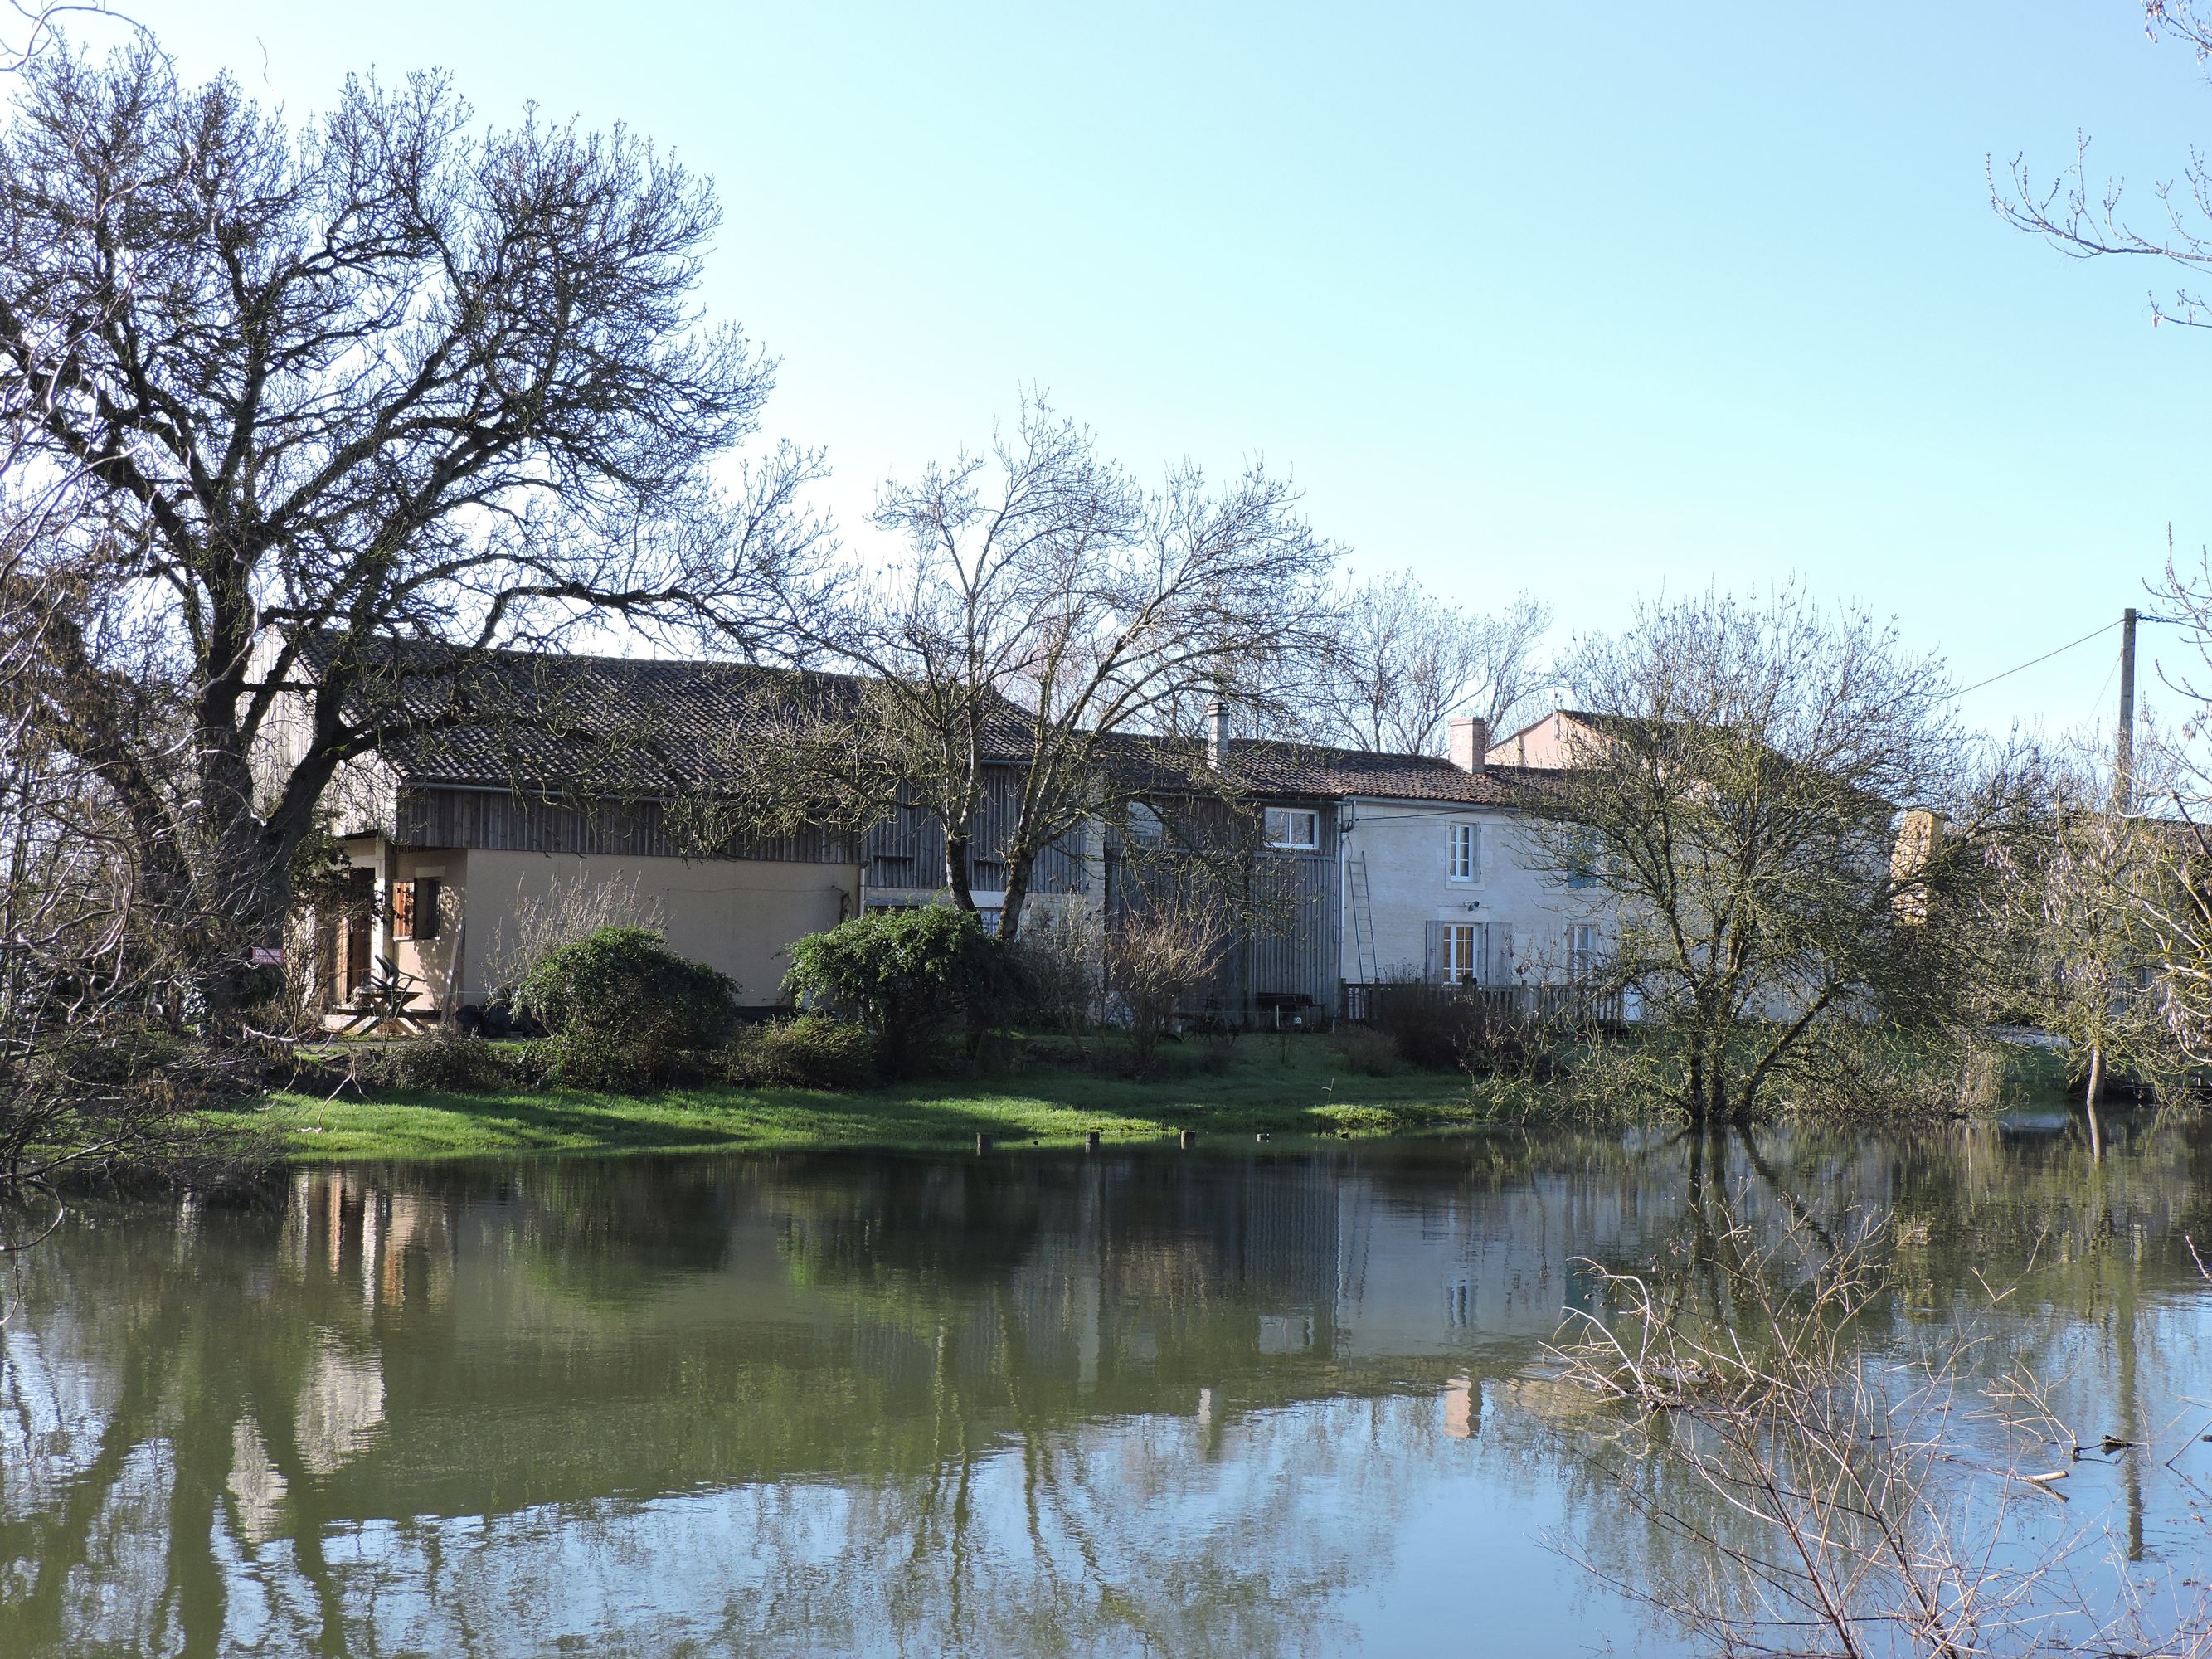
[722,1014,880,1090]
[1364,978,1487,1071]
[784,907,1013,1078]
[516,926,740,1091]
[387,1028,527,1092]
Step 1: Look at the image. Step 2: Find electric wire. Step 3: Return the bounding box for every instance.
[1952,620,2120,699]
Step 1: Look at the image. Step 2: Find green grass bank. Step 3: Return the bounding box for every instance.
[235,1040,1486,1160]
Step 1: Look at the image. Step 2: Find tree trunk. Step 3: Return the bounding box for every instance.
[2084,1044,2106,1164]
[943,832,977,913]
[998,852,1034,943]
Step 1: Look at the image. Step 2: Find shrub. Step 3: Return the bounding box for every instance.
[722,1015,880,1090]
[482,868,667,995]
[388,1028,525,1093]
[1105,902,1232,1070]
[784,907,1011,1078]
[516,926,740,1091]
[1009,904,1104,1034]
[1363,978,1488,1071]
[1330,1024,1403,1078]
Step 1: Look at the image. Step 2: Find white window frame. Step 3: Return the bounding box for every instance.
[1446,821,1477,883]
[1567,924,1599,981]
[1446,922,1481,985]
[1264,806,1320,850]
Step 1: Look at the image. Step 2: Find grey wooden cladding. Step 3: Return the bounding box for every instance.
[862,772,1089,895]
[400,787,853,864]
[399,762,1091,894]
[1105,813,1341,1022]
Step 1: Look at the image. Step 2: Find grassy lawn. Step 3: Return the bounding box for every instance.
[234,1038,1485,1160]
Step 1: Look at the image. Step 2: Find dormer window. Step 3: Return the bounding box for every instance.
[1264,807,1320,850]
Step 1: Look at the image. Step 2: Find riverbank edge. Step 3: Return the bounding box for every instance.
[231,1060,1498,1161]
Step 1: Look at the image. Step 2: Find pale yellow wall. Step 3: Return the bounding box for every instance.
[460,850,859,1007]
[390,849,468,1010]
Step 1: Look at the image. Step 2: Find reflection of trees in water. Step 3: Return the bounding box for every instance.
[1494,1113,2212,1655]
[261,1397,1430,1659]
[2,1121,2210,1656]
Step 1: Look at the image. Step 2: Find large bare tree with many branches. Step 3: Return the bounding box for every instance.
[0,36,828,1014]
[796,397,1339,941]
[1305,574,1549,756]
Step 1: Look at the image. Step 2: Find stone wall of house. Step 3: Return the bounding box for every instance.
[1339,800,1612,989]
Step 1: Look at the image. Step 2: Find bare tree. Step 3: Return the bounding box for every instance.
[1535,588,2017,1122]
[1307,573,1550,754]
[1105,898,1232,1068]
[1996,2,2212,327]
[0,35,830,1019]
[1986,740,2187,1126]
[793,395,1339,940]
[0,7,261,1191]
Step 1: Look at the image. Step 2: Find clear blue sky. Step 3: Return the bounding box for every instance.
[110,1,2212,739]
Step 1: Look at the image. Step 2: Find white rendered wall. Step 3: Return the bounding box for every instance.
[1338,800,1612,985]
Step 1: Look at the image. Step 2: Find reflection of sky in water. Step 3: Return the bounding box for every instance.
[2,1119,2210,1656]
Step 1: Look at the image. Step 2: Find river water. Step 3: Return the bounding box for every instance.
[2,1112,2210,1656]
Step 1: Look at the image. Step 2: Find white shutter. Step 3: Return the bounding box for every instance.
[1424,920,1445,984]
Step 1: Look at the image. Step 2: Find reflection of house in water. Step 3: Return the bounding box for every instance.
[247,1148,1719,1533]
[12,1125,2204,1659]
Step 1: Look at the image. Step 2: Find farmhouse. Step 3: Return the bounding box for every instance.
[258,640,1619,1028]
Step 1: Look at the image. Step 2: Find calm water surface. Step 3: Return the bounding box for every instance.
[3,1114,2210,1656]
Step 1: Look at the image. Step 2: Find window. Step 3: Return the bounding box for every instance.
[391,878,439,941]
[1126,801,1164,844]
[1566,831,1599,888]
[1426,920,1485,985]
[1567,924,1599,981]
[1447,822,1478,882]
[1264,807,1320,850]
[1446,923,1480,984]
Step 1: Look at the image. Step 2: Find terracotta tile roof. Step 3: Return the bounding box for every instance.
[1220,741,1556,805]
[300,635,1555,807]
[299,635,911,794]
[1089,730,1557,805]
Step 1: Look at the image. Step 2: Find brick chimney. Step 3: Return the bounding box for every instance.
[1448,716,1487,774]
[1208,699,1231,766]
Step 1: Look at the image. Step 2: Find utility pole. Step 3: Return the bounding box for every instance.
[2117,606,2137,812]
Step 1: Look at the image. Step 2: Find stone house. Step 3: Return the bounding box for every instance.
[259,636,1620,1026]
[257,640,1092,1021]
[1185,716,1616,1020]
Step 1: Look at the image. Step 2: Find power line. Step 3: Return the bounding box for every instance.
[1953,620,2121,699]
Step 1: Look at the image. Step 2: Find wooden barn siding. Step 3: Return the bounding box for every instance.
[401,788,853,864]
[1105,806,1341,1023]
[862,767,1088,895]
[402,765,1088,889]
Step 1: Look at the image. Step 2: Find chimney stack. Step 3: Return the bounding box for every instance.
[1208,699,1231,766]
[1449,716,1487,774]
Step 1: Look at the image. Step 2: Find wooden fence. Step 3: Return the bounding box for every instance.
[1340,980,1626,1029]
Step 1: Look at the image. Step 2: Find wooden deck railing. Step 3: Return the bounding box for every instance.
[1340,980,1626,1029]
